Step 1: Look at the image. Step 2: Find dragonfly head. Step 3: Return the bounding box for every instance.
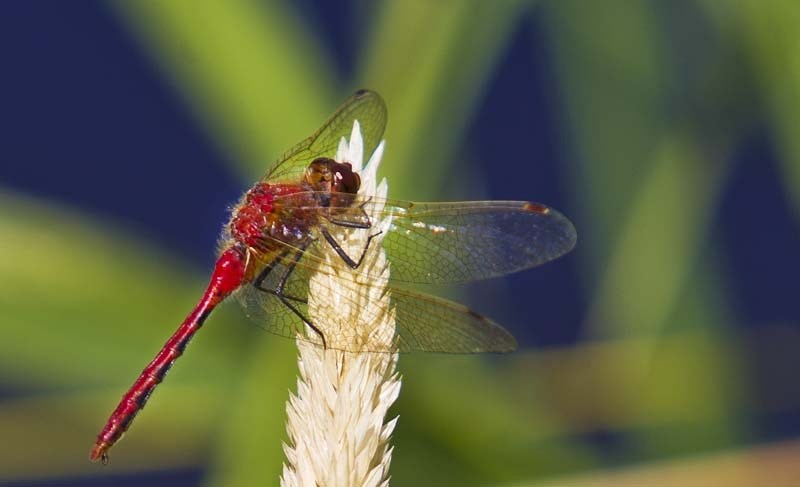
[305,157,361,197]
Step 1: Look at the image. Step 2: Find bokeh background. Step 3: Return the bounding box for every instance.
[2,1,799,486]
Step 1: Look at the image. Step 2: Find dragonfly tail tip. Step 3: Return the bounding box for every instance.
[90,442,110,465]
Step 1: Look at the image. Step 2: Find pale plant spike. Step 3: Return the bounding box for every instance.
[281,120,400,487]
[361,140,386,196]
[336,136,348,163]
[347,119,364,171]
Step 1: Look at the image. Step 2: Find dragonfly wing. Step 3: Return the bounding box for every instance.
[390,286,517,353]
[381,200,577,284]
[269,194,577,285]
[236,260,518,353]
[238,196,572,352]
[233,235,518,353]
[235,254,310,342]
[264,90,387,183]
[234,241,397,352]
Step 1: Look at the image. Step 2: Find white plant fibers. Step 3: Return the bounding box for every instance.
[281,122,400,487]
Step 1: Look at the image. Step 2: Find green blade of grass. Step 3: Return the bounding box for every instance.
[0,189,241,389]
[0,385,219,481]
[735,1,800,218]
[109,0,334,178]
[360,0,527,199]
[542,0,750,465]
[204,338,298,487]
[542,0,668,272]
[582,134,728,339]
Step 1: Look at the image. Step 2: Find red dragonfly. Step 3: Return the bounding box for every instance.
[90,89,576,464]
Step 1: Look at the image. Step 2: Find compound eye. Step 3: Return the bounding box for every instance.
[332,162,361,194]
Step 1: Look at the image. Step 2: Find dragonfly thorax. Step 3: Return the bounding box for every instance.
[228,182,314,251]
[228,158,364,255]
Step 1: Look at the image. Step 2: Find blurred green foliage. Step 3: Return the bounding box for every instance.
[2,0,799,485]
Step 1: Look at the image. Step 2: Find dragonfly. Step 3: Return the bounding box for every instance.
[90,89,576,464]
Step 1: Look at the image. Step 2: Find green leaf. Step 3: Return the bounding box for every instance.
[0,386,219,480]
[0,190,248,476]
[204,338,298,487]
[735,0,800,219]
[109,0,334,178]
[361,0,528,199]
[0,190,240,389]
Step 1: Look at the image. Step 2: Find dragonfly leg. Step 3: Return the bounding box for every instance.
[325,197,373,229]
[320,226,382,269]
[253,247,292,290]
[253,243,328,348]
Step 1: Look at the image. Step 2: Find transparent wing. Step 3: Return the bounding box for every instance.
[390,286,517,353]
[272,192,578,284]
[235,253,310,342]
[263,89,387,183]
[381,200,576,284]
[233,244,516,353]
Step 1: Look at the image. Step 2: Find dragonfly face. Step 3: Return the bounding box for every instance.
[304,157,361,204]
